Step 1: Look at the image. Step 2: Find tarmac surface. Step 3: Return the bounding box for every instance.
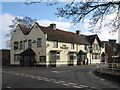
[2,65,120,89]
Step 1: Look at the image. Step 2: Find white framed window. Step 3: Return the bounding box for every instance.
[14,54,21,62]
[69,53,76,60]
[53,41,58,48]
[84,45,87,50]
[28,39,32,48]
[96,45,98,50]
[71,43,74,49]
[56,52,60,60]
[14,42,19,50]
[93,44,100,50]
[39,56,46,62]
[98,45,100,50]
[92,53,100,59]
[37,38,42,47]
[51,52,60,60]
[20,41,23,50]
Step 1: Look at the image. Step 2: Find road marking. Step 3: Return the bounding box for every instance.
[79,84,89,88]
[20,74,25,76]
[20,73,24,74]
[52,71,59,73]
[12,72,16,74]
[100,79,105,81]
[31,76,36,79]
[50,79,56,82]
[36,76,42,79]
[68,82,77,86]
[30,75,35,77]
[38,78,44,80]
[58,80,65,83]
[62,83,71,86]
[91,87,96,89]
[35,76,42,78]
[6,86,12,88]
[25,74,30,77]
[3,70,96,89]
[15,73,19,75]
[44,79,51,82]
[72,85,83,88]
[7,71,11,74]
[52,81,60,84]
[42,77,49,80]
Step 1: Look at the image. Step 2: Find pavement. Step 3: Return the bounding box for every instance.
[2,65,120,89]
[99,68,120,75]
[93,68,120,84]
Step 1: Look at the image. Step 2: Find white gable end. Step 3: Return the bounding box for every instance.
[11,26,25,42]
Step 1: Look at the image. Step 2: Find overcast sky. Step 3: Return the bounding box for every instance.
[1,1,118,49]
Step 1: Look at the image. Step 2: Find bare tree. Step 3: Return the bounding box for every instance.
[6,16,36,48]
[26,0,120,33]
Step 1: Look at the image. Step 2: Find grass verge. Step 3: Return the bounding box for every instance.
[93,69,120,84]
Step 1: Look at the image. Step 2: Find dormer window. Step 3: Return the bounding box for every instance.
[14,42,19,50]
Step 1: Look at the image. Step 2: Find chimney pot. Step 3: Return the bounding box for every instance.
[109,39,116,43]
[76,30,80,35]
[50,23,56,30]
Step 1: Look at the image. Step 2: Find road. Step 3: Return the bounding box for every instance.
[2,65,120,89]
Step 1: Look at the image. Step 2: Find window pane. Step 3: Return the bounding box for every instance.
[14,42,18,49]
[84,45,87,50]
[14,54,21,62]
[37,38,41,47]
[56,52,60,60]
[28,40,32,48]
[69,53,75,60]
[51,52,60,60]
[71,43,74,49]
[20,41,23,50]
[53,41,58,48]
[39,56,46,62]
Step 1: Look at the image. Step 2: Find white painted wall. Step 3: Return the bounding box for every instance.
[10,23,47,65]
[10,26,25,65]
[46,41,77,67]
[11,23,105,66]
[27,23,46,63]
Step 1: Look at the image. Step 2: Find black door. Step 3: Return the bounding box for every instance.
[50,52,56,67]
[20,55,35,67]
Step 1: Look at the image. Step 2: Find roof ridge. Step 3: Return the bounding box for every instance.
[18,24,31,35]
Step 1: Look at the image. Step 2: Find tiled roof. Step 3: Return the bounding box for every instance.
[18,22,102,45]
[19,48,36,56]
[36,23,90,45]
[103,41,120,57]
[18,24,31,35]
[86,34,103,47]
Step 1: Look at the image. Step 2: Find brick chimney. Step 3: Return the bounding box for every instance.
[50,23,56,30]
[109,39,116,51]
[76,30,81,35]
[109,39,116,44]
